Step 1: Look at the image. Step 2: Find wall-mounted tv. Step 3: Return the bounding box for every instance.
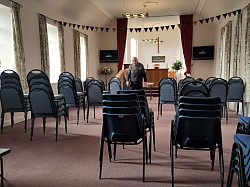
[192,46,214,60]
[99,50,119,63]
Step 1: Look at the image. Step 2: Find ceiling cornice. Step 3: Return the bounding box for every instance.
[89,0,114,20]
[194,0,206,15]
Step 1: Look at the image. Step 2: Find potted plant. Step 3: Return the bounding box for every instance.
[172,60,182,71]
[98,67,113,87]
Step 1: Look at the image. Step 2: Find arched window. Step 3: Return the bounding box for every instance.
[130,38,138,58]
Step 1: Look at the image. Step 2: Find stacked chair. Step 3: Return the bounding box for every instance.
[157,77,177,120]
[99,93,147,181]
[209,78,228,123]
[27,69,67,141]
[85,80,103,123]
[58,72,85,125]
[170,96,224,186]
[108,77,121,94]
[0,70,30,133]
[117,89,155,162]
[227,76,245,116]
[179,80,209,97]
[227,113,250,186]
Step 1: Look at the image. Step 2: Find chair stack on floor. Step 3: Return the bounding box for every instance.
[227,115,250,187]
[117,89,155,162]
[0,70,30,133]
[58,72,85,125]
[170,96,224,187]
[99,93,147,181]
[27,69,68,141]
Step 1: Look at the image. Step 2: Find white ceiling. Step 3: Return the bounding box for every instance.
[38,0,249,27]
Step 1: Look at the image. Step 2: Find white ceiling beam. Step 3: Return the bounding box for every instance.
[89,0,114,20]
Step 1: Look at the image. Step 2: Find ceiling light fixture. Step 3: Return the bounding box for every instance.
[122,0,148,19]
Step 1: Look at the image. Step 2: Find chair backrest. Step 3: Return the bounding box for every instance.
[175,96,222,148]
[75,78,83,92]
[209,78,228,103]
[0,70,26,112]
[179,80,209,97]
[158,78,177,103]
[86,81,103,106]
[204,76,216,87]
[177,76,195,94]
[58,72,81,106]
[109,77,121,85]
[108,81,121,94]
[83,77,95,91]
[102,94,143,143]
[227,76,244,101]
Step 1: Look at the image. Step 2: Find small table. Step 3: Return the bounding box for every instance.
[0,149,11,187]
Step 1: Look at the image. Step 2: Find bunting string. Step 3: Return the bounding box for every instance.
[47,8,242,33]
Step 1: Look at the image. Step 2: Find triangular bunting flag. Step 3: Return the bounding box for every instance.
[100,27,104,32]
[160,26,164,31]
[237,9,241,14]
[199,20,204,24]
[105,28,109,32]
[165,26,169,30]
[82,25,85,30]
[216,15,221,20]
[205,18,209,23]
[193,21,197,25]
[228,12,232,17]
[90,27,94,31]
[177,24,181,29]
[63,22,67,27]
[135,28,138,33]
[155,27,159,31]
[77,25,80,29]
[171,25,175,29]
[149,27,153,32]
[138,28,141,32]
[58,21,62,25]
[69,23,72,27]
[129,28,133,33]
[73,24,76,28]
[223,13,227,19]
[144,28,148,32]
[54,20,57,24]
[86,26,89,30]
[232,11,237,16]
[210,17,214,22]
[95,27,99,31]
[112,28,116,32]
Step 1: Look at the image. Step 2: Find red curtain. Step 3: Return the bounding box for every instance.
[180,15,193,74]
[117,18,128,72]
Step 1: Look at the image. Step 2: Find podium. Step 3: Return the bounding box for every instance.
[145,68,168,86]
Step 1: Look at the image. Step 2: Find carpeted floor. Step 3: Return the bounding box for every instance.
[0,97,240,186]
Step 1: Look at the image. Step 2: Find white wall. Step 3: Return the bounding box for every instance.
[0,0,110,126]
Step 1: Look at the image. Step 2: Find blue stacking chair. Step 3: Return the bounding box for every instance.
[227,134,250,187]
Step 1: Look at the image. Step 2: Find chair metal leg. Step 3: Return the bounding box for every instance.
[241,101,244,116]
[94,106,96,119]
[99,138,104,179]
[142,129,146,182]
[87,104,89,123]
[64,115,67,134]
[77,106,80,125]
[107,143,112,162]
[10,112,14,128]
[157,103,160,120]
[1,158,4,187]
[43,117,46,134]
[24,110,28,133]
[1,113,4,134]
[30,117,35,141]
[55,117,59,142]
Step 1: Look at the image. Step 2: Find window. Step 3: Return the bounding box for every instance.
[80,34,87,80]
[130,37,138,59]
[0,4,15,73]
[47,23,61,83]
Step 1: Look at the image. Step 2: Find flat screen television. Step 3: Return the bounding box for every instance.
[99,50,119,63]
[192,46,214,60]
